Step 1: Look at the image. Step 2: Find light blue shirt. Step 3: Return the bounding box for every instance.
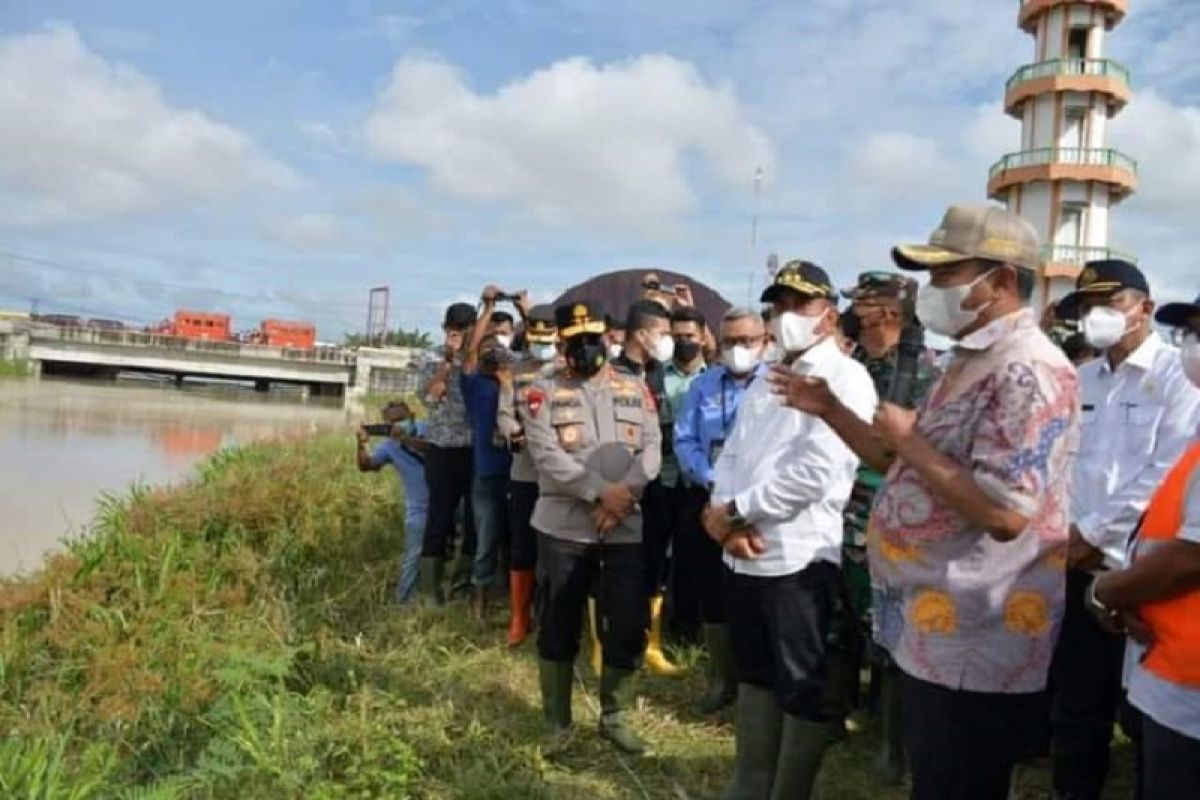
[370,422,429,524]
[674,362,766,489]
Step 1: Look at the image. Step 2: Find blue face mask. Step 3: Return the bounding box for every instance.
[530,343,557,362]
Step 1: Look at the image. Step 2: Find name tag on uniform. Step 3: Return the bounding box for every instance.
[613,394,641,408]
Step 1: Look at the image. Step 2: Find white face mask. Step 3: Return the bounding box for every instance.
[648,332,675,363]
[915,270,994,338]
[530,342,556,362]
[771,311,825,353]
[607,342,624,360]
[723,344,762,375]
[1081,306,1133,350]
[495,334,513,349]
[1182,338,1200,388]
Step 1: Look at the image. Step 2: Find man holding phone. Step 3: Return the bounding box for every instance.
[357,401,429,605]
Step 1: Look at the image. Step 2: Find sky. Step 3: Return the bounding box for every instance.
[1,0,1197,340]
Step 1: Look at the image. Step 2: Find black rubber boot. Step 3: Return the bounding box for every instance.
[418,556,445,605]
[696,623,737,715]
[598,667,651,756]
[538,659,574,757]
[768,715,833,800]
[718,683,782,800]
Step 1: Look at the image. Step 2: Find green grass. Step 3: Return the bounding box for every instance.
[0,436,1135,798]
[0,358,30,378]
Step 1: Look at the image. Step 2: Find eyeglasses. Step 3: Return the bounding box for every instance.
[1169,328,1199,347]
[642,280,662,291]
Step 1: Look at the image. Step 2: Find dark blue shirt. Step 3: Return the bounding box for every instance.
[461,371,513,477]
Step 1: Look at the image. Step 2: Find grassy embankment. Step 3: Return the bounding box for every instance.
[0,358,30,378]
[0,435,1135,798]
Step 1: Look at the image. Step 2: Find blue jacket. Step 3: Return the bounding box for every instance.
[674,362,767,488]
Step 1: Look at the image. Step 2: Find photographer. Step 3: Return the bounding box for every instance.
[356,401,429,605]
[419,302,478,604]
[460,285,519,620]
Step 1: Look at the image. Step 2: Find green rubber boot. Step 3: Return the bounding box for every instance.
[538,659,574,757]
[418,556,445,605]
[718,683,782,800]
[598,667,651,756]
[768,715,833,800]
[696,624,737,715]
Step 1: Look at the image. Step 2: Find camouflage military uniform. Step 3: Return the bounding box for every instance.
[842,345,938,636]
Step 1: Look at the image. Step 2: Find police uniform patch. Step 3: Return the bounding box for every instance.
[622,424,639,446]
[526,388,545,417]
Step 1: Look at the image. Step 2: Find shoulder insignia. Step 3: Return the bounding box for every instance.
[526,388,545,417]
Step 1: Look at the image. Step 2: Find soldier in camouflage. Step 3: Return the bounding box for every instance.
[838,271,938,782]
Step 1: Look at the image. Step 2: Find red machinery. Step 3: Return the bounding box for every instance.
[259,319,316,349]
[170,310,232,341]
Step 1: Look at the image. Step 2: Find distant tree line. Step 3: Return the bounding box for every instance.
[342,327,433,349]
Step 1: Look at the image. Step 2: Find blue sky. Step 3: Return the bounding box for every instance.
[1,0,1197,339]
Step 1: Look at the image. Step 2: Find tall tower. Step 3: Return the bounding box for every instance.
[987,0,1137,308]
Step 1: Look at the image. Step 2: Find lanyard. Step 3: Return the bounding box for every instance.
[719,370,755,437]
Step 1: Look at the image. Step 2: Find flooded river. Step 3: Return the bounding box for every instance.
[0,378,351,575]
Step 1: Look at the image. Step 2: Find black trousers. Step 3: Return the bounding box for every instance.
[1143,713,1200,798]
[536,534,648,670]
[641,478,671,596]
[1050,569,1126,800]
[902,671,1044,800]
[508,480,539,571]
[725,560,839,720]
[673,485,725,624]
[421,445,474,559]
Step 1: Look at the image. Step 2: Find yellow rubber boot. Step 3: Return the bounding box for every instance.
[643,595,683,677]
[587,598,603,677]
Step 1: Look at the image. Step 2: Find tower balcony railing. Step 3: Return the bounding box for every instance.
[1005,57,1130,93]
[1042,244,1138,267]
[988,147,1138,179]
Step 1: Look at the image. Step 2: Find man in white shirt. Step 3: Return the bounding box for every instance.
[1050,260,1200,800]
[702,261,878,800]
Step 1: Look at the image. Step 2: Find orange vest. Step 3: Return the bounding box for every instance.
[1136,442,1200,687]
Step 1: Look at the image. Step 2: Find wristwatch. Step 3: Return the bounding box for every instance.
[1085,578,1120,622]
[725,499,749,531]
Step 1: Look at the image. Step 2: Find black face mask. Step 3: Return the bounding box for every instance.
[566,336,607,377]
[675,340,702,363]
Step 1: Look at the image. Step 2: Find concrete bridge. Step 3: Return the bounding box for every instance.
[25,324,354,395]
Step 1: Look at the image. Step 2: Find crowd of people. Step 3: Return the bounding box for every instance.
[355,202,1200,800]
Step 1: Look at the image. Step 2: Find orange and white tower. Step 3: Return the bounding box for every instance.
[987,0,1137,308]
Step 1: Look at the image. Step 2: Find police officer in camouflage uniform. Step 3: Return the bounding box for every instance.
[520,301,662,756]
[837,271,937,782]
[495,305,559,647]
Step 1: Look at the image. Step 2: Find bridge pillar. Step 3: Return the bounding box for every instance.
[254,379,270,393]
[174,374,185,387]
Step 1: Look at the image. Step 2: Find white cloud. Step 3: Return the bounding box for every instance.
[262,213,342,252]
[363,54,773,228]
[0,25,296,226]
[847,132,963,210]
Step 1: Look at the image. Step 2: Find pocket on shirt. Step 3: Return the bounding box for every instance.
[1124,403,1162,456]
[614,406,644,451]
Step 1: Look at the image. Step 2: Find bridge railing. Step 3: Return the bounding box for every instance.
[32,325,354,365]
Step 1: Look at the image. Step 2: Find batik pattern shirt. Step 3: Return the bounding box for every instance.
[869,310,1080,693]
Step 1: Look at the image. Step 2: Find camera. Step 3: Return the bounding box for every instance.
[495,292,520,303]
[362,423,394,437]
